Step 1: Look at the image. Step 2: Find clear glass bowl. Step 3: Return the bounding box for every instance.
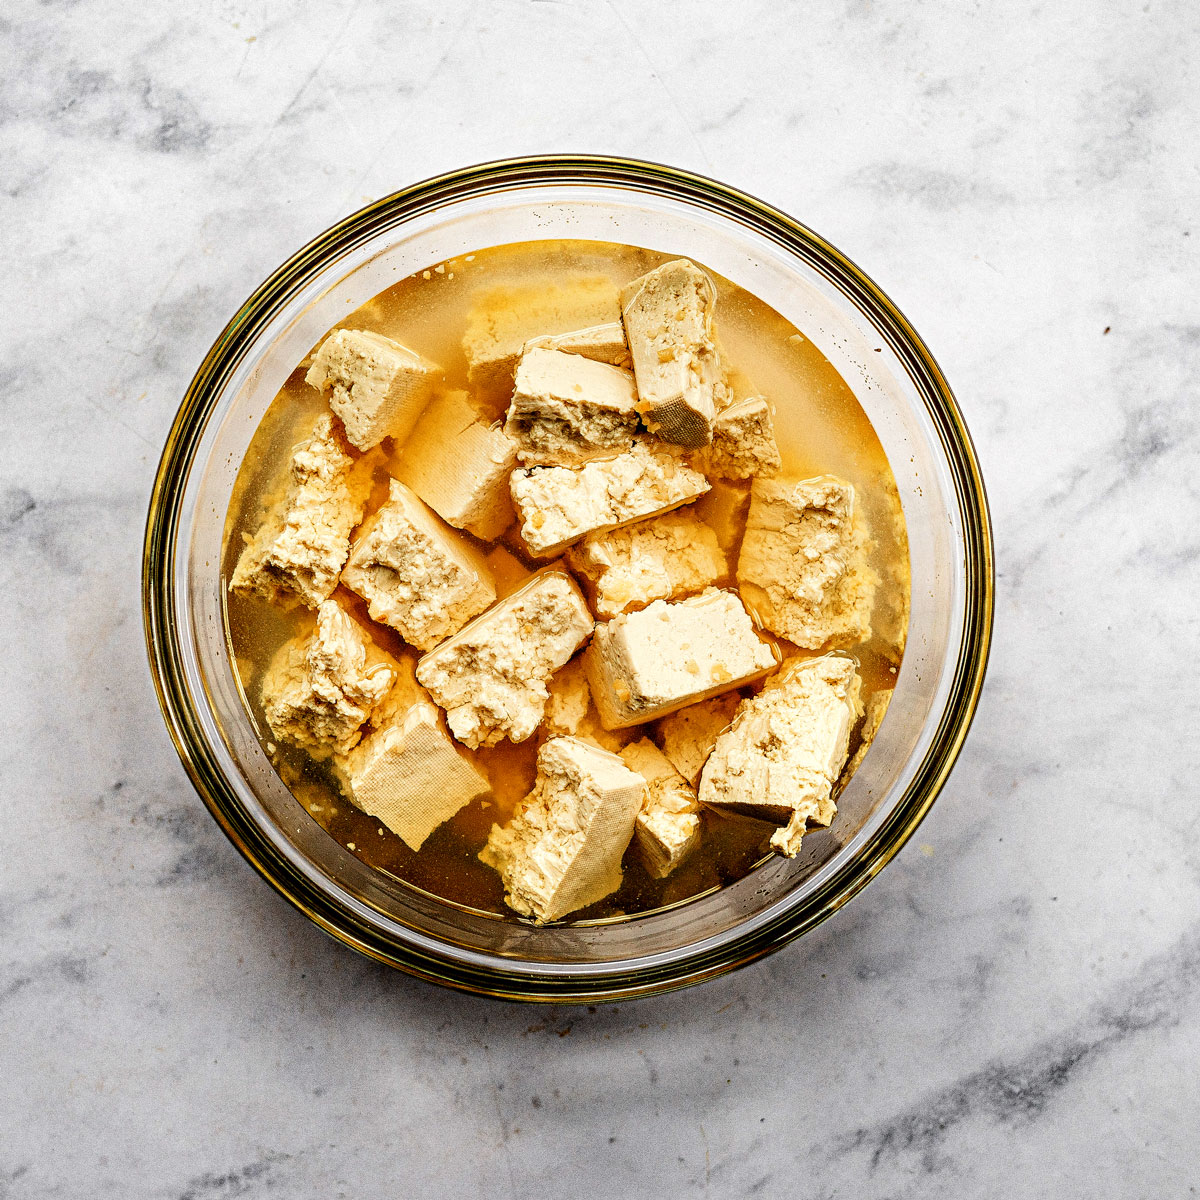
[143,156,993,1001]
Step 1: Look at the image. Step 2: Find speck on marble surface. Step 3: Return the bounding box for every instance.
[2,1,1198,1196]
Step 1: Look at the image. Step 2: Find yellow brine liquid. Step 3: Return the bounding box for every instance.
[222,238,909,923]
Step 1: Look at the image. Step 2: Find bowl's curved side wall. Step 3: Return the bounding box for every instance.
[143,155,994,1001]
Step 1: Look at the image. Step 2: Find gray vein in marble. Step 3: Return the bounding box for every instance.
[176,1153,293,1200]
[831,924,1200,1176]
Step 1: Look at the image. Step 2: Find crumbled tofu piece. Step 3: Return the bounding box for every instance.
[392,390,517,540]
[305,329,441,451]
[737,475,878,649]
[510,440,710,557]
[620,739,701,878]
[260,600,396,758]
[698,654,863,858]
[230,414,369,609]
[846,688,893,776]
[334,699,489,850]
[655,692,742,786]
[567,509,726,618]
[524,321,630,367]
[586,588,777,729]
[415,571,594,748]
[620,259,729,447]
[542,655,594,737]
[505,347,640,466]
[341,479,495,652]
[462,276,621,395]
[480,736,644,921]
[543,656,630,752]
[693,396,782,480]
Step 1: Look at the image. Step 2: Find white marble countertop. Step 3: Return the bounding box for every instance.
[4,1,1198,1195]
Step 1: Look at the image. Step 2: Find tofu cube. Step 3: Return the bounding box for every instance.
[524,321,630,367]
[260,599,396,758]
[620,259,729,447]
[655,692,742,786]
[693,396,782,480]
[230,414,370,609]
[736,475,878,649]
[305,329,441,451]
[392,390,518,541]
[334,699,490,850]
[585,588,777,729]
[698,654,863,858]
[415,571,594,748]
[567,508,726,618]
[505,347,640,466]
[480,736,645,921]
[620,739,701,878]
[510,440,710,558]
[341,479,495,652]
[462,276,621,396]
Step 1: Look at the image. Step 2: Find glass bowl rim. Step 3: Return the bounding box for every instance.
[142,153,994,1002]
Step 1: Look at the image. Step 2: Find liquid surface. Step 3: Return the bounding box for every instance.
[223,238,909,923]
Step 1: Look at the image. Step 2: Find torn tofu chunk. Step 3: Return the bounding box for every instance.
[462,276,621,395]
[586,588,777,729]
[655,692,742,786]
[567,509,726,618]
[510,440,710,557]
[543,656,630,752]
[260,599,396,758]
[480,736,644,921]
[392,389,518,541]
[737,475,878,649]
[505,347,640,466]
[845,687,893,776]
[230,414,369,609]
[524,321,630,367]
[698,654,863,858]
[415,571,593,748]
[333,699,490,850]
[341,479,495,652]
[693,396,782,481]
[620,739,701,878]
[620,259,728,447]
[305,329,441,451]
